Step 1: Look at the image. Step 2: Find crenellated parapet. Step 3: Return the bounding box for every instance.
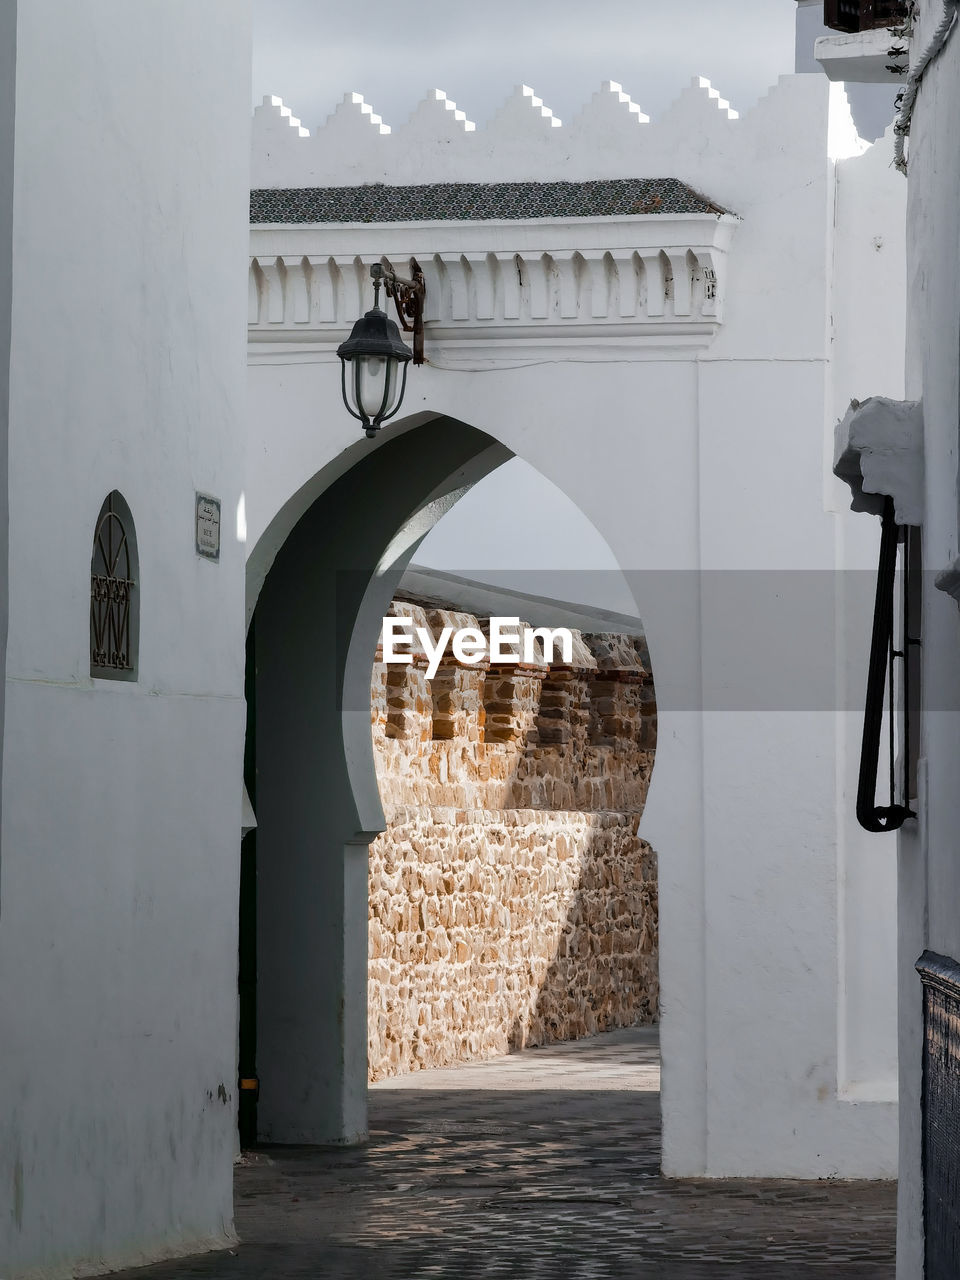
[252,78,751,190]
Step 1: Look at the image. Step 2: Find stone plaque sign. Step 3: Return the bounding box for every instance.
[195,492,221,561]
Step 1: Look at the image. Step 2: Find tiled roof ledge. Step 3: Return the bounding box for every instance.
[834,396,923,527]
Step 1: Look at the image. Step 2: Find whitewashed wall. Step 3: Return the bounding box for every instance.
[0,5,13,910]
[247,73,905,1178]
[0,4,251,1277]
[830,132,907,1107]
[894,3,960,1274]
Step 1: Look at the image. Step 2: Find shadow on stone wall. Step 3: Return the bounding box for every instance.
[509,821,657,1052]
[367,599,658,1081]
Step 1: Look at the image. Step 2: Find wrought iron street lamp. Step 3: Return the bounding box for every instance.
[337,261,425,439]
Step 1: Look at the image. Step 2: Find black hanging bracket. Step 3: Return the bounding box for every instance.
[856,496,920,832]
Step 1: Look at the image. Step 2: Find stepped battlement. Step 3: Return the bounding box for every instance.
[252,74,861,192]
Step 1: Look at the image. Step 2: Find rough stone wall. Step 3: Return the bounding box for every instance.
[368,599,658,1079]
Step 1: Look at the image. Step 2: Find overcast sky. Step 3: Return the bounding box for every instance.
[253,0,799,133]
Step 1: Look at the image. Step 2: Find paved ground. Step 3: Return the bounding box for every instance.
[117,1029,896,1279]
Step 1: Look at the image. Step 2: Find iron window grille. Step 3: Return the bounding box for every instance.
[90,490,138,680]
[823,0,909,33]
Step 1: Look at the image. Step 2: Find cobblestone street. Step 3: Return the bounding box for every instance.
[118,1029,896,1279]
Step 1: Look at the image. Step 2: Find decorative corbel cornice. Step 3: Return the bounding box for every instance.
[833,396,924,527]
[248,213,737,367]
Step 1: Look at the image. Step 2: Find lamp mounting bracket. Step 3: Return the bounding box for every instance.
[380,260,426,365]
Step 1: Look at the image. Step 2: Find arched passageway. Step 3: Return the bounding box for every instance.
[244,416,511,1143]
[241,413,656,1144]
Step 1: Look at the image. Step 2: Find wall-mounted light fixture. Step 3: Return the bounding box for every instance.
[337,261,425,439]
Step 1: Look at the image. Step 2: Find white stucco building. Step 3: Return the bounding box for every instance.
[827,0,960,1274]
[0,2,923,1276]
[0,3,251,1275]
[245,63,907,1179]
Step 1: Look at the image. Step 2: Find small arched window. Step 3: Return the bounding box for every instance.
[90,491,138,680]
